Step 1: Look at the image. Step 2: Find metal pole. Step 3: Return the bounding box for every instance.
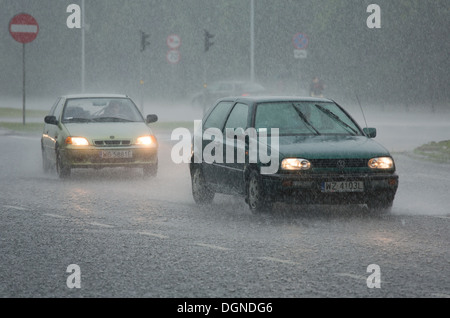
[140,50,144,112]
[22,43,26,125]
[81,0,85,93]
[250,0,255,82]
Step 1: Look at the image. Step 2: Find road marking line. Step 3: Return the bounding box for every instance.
[43,213,66,219]
[88,222,114,228]
[195,243,231,251]
[257,256,299,265]
[138,231,168,239]
[431,293,450,298]
[2,205,28,211]
[335,273,367,281]
[431,216,450,220]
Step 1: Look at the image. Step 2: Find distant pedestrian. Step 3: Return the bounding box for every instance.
[309,76,325,97]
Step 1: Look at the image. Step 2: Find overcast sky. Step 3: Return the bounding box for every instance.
[1,0,449,110]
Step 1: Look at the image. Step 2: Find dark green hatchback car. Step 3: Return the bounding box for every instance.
[189,96,399,213]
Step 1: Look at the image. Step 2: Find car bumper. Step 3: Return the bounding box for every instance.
[260,172,399,205]
[60,147,158,168]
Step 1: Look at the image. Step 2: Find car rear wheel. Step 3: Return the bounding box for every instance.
[247,170,272,213]
[191,167,215,204]
[56,150,71,179]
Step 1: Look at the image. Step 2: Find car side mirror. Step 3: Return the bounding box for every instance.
[44,115,58,125]
[363,127,377,138]
[146,114,158,124]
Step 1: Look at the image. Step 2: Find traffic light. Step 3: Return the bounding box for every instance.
[140,30,150,52]
[204,29,214,52]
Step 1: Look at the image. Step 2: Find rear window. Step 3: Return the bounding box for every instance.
[203,101,234,130]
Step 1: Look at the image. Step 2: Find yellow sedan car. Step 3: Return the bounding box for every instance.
[41,94,158,178]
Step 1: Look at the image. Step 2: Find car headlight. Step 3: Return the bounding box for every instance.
[136,135,155,146]
[65,137,89,146]
[368,157,394,169]
[281,158,311,170]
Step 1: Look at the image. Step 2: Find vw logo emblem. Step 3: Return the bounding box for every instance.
[337,160,346,169]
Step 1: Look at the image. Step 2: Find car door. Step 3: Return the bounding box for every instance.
[222,102,250,193]
[201,101,234,186]
[43,97,65,164]
[42,98,60,161]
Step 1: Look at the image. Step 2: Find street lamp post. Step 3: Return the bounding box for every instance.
[81,0,85,93]
[250,0,255,82]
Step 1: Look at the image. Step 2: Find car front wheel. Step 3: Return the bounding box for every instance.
[366,193,394,213]
[56,150,71,179]
[41,146,51,174]
[143,161,158,178]
[191,167,215,204]
[247,170,272,213]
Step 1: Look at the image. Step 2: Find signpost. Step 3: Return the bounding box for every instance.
[9,13,39,125]
[166,34,181,64]
[292,32,309,50]
[166,49,181,64]
[293,32,308,59]
[167,34,181,50]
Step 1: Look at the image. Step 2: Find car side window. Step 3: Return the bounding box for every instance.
[203,101,234,130]
[224,103,249,130]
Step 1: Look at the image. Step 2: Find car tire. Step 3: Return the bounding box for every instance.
[366,194,394,213]
[56,150,71,179]
[247,170,272,213]
[41,146,51,174]
[191,167,215,204]
[143,161,158,178]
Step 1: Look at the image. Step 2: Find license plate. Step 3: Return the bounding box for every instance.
[100,150,133,159]
[321,181,364,193]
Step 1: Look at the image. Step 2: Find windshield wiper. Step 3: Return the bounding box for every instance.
[314,104,358,135]
[92,117,134,122]
[292,104,321,135]
[63,117,92,123]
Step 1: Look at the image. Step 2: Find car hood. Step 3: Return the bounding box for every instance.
[273,135,391,159]
[64,122,154,141]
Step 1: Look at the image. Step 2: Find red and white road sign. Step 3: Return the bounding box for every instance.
[9,13,39,44]
[167,34,181,49]
[166,49,181,64]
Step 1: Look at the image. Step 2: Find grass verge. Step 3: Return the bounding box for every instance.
[0,107,47,118]
[413,140,450,163]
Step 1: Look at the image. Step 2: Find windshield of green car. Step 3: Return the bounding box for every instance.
[254,101,363,136]
[62,98,144,123]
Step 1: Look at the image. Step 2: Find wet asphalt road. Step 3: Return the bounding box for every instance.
[0,130,449,298]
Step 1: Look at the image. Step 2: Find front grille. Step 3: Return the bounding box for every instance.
[94,140,131,147]
[310,159,368,168]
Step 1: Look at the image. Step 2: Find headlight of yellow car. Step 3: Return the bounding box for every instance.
[368,157,394,169]
[136,135,156,146]
[281,158,311,170]
[65,137,89,146]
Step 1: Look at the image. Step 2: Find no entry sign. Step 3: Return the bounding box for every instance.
[9,13,39,44]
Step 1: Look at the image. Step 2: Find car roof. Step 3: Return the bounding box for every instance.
[218,95,333,104]
[60,93,129,99]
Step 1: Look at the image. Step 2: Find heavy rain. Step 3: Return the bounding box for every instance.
[0,0,449,302]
